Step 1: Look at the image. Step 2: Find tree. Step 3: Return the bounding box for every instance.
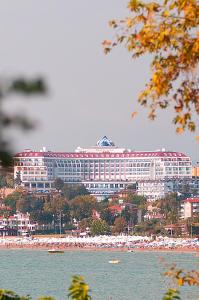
[90,219,110,236]
[0,175,6,188]
[154,193,179,223]
[43,195,70,224]
[126,183,137,190]
[112,216,126,234]
[14,171,22,186]
[53,178,64,191]
[0,173,14,188]
[5,174,14,188]
[78,218,92,231]
[16,196,32,213]
[125,193,147,209]
[61,184,90,200]
[3,190,23,214]
[16,196,47,223]
[69,195,97,221]
[104,0,199,133]
[100,208,116,225]
[121,205,138,225]
[134,219,165,235]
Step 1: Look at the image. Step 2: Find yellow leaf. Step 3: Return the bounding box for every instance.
[178,278,184,286]
[176,127,184,134]
[162,10,169,17]
[126,18,133,28]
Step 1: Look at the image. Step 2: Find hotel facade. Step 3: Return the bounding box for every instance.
[14,136,192,198]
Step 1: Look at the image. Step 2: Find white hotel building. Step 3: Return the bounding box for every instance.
[14,136,192,198]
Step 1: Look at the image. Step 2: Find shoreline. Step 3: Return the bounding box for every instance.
[0,235,198,254]
[0,244,198,254]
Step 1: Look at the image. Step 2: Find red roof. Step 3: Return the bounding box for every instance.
[109,205,123,213]
[183,198,199,203]
[14,151,188,159]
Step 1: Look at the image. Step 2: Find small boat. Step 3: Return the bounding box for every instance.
[48,249,64,254]
[127,250,134,253]
[109,260,120,264]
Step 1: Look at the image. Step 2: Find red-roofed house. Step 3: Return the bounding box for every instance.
[109,205,123,215]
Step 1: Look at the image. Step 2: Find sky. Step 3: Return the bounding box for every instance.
[1,1,198,163]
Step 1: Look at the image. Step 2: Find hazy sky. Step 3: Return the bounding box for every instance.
[1,1,198,163]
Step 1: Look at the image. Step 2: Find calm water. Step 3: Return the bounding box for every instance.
[0,250,198,300]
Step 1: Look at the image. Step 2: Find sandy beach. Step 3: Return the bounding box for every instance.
[0,235,198,253]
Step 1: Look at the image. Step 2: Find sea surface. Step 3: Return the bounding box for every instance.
[0,250,198,300]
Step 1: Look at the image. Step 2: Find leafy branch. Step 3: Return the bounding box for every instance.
[103,0,199,134]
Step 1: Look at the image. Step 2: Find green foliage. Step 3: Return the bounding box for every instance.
[162,289,181,300]
[100,208,116,225]
[68,275,91,300]
[0,289,30,300]
[53,178,64,191]
[112,216,126,234]
[126,183,137,190]
[125,194,147,209]
[44,195,70,224]
[70,195,97,221]
[90,219,110,236]
[4,191,23,213]
[10,78,46,95]
[0,175,7,188]
[154,193,179,223]
[0,174,14,188]
[61,184,90,200]
[52,181,90,200]
[78,218,92,231]
[134,219,164,235]
[14,172,22,186]
[121,206,138,225]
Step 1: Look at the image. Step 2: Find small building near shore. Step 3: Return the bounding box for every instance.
[0,212,37,236]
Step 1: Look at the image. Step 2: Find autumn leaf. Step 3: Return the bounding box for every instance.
[176,127,184,135]
[178,278,184,286]
[104,0,199,133]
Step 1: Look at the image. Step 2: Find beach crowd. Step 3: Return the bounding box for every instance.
[0,235,199,252]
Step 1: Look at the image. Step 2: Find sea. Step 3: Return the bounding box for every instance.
[0,250,198,300]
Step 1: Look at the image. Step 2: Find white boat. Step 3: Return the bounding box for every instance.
[48,249,64,254]
[127,250,134,253]
[109,260,120,264]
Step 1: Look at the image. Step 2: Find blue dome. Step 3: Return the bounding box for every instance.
[97,136,115,147]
